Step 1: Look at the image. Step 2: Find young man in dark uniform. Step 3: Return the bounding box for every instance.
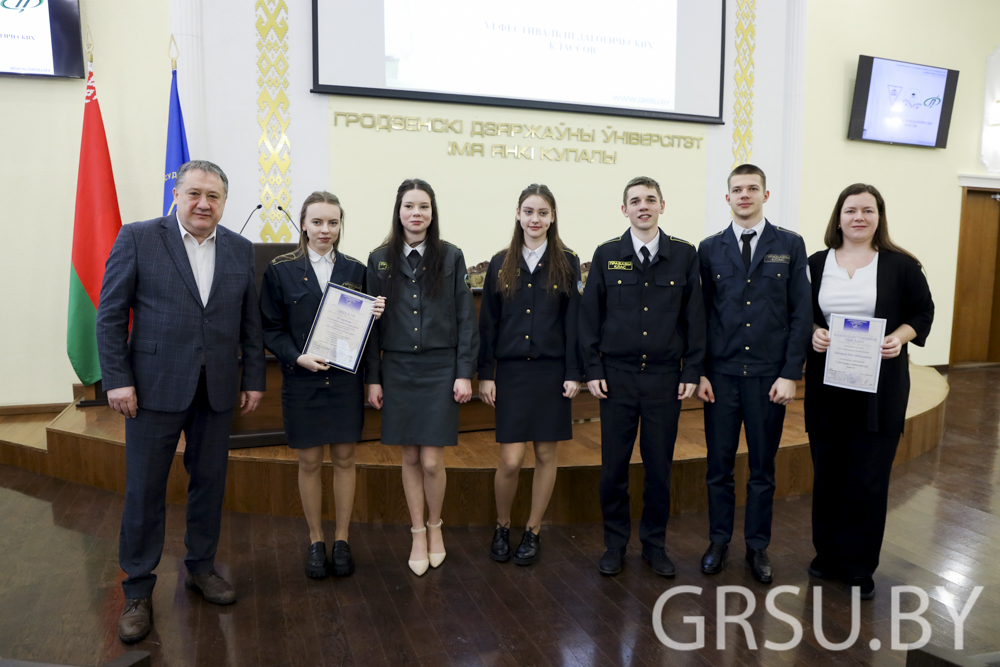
[580,176,706,577]
[696,164,811,583]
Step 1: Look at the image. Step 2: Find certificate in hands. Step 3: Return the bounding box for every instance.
[822,313,888,393]
[303,283,376,374]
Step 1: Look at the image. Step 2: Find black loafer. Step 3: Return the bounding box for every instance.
[642,547,676,578]
[746,549,773,584]
[305,541,328,579]
[598,548,625,575]
[847,576,875,600]
[701,542,728,575]
[331,540,355,577]
[513,527,540,566]
[490,523,511,562]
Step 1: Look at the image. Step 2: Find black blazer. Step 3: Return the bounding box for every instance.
[804,249,934,435]
[259,250,367,381]
[477,247,584,382]
[698,220,812,379]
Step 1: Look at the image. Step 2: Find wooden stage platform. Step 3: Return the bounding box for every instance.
[0,364,948,527]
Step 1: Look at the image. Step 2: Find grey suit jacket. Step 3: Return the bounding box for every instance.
[96,215,266,413]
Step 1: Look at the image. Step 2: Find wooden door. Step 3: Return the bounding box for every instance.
[951,188,1000,364]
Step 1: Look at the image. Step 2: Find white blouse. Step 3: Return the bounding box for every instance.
[818,250,879,324]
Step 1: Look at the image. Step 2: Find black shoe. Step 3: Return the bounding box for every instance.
[847,576,876,600]
[490,523,511,562]
[513,527,541,566]
[642,547,677,578]
[331,541,355,577]
[598,548,625,575]
[305,542,328,579]
[807,556,836,580]
[745,549,773,584]
[701,542,728,575]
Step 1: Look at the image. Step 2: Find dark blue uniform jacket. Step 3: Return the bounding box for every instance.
[698,220,811,380]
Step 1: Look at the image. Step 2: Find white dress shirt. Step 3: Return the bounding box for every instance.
[631,231,660,265]
[522,239,548,273]
[178,219,216,307]
[307,246,336,285]
[818,250,879,323]
[731,217,767,261]
[403,239,428,259]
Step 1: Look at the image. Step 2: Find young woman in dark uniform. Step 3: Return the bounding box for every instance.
[259,191,385,579]
[478,184,582,565]
[806,183,933,599]
[365,179,479,576]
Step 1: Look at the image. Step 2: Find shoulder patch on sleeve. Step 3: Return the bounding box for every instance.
[669,236,694,247]
[775,226,802,237]
[597,236,621,248]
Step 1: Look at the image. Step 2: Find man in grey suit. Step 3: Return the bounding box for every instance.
[96,160,266,643]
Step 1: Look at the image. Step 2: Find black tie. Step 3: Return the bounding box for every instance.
[741,231,756,270]
[407,249,421,270]
[640,246,651,271]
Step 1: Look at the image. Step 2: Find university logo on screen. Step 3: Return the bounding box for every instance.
[0,0,44,13]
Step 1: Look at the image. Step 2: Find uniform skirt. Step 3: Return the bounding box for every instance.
[281,371,364,449]
[381,348,459,447]
[495,358,573,443]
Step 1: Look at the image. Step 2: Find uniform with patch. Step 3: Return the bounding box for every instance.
[697,219,811,556]
[259,249,369,447]
[579,228,706,556]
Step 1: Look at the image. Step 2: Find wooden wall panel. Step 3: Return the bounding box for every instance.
[951,188,1000,364]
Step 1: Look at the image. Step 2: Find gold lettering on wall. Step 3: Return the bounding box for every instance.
[256,0,292,242]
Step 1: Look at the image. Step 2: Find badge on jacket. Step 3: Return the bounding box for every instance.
[608,260,633,270]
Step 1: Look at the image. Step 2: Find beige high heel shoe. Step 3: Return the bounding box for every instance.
[409,526,429,576]
[427,519,446,568]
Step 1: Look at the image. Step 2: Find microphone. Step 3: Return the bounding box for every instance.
[238,204,263,236]
[276,204,295,228]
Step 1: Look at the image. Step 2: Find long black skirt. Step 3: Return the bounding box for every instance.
[494,358,573,443]
[381,348,459,447]
[281,371,364,449]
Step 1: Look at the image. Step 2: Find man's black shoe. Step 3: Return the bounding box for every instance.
[305,542,328,579]
[807,556,836,580]
[331,541,355,577]
[490,523,511,562]
[701,542,728,575]
[848,576,876,600]
[641,547,676,578]
[598,548,625,575]
[746,549,773,584]
[513,527,540,566]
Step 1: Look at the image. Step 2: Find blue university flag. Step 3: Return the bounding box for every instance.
[163,68,190,216]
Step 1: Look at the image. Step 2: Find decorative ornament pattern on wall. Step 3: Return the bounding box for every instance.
[256,0,292,242]
[732,0,755,168]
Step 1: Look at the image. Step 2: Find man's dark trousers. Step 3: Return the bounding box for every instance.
[120,370,233,599]
[599,367,682,551]
[704,371,785,550]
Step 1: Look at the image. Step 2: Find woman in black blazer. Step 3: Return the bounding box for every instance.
[805,183,933,599]
[260,191,384,580]
[478,184,583,565]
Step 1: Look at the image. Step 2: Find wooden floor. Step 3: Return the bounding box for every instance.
[0,365,949,526]
[0,367,993,666]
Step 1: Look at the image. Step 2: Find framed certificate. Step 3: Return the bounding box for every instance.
[822,314,888,393]
[302,283,377,374]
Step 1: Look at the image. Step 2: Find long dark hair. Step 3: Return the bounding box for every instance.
[824,184,918,264]
[276,191,344,262]
[496,184,574,300]
[383,179,445,298]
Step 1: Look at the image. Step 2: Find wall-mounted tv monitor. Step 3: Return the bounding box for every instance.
[312,0,726,124]
[847,55,959,148]
[0,0,85,79]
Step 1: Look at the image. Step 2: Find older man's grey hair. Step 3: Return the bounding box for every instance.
[176,160,229,197]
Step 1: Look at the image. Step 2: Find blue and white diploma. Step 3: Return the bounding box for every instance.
[303,283,377,374]
[822,314,888,393]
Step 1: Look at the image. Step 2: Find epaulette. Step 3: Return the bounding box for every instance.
[370,243,389,253]
[669,235,694,247]
[271,255,297,265]
[342,253,365,266]
[443,240,461,250]
[702,230,724,241]
[775,226,802,237]
[493,249,507,258]
[563,247,577,257]
[598,236,621,247]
